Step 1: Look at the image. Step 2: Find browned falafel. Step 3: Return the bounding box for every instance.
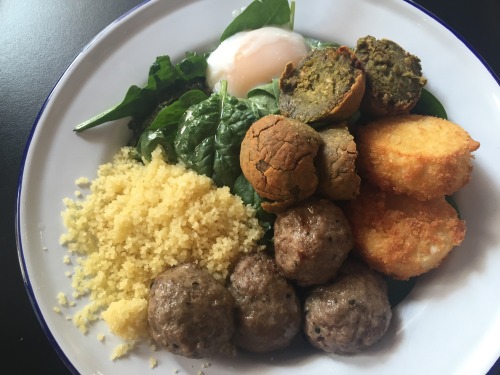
[355,35,427,117]
[317,124,360,200]
[279,46,365,123]
[239,114,323,213]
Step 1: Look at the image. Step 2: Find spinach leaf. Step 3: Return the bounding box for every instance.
[174,94,220,177]
[174,84,258,189]
[173,52,209,81]
[385,276,418,308]
[411,88,448,119]
[137,129,178,163]
[304,37,340,50]
[233,174,275,224]
[445,195,461,218]
[74,52,208,132]
[137,90,209,162]
[147,90,208,131]
[220,0,291,42]
[233,174,276,245]
[246,79,280,116]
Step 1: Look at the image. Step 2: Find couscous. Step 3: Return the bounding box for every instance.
[59,147,264,340]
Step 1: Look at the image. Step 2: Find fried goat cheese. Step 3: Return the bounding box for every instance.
[343,184,466,280]
[356,114,480,201]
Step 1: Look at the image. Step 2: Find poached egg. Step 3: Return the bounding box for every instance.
[206,26,308,98]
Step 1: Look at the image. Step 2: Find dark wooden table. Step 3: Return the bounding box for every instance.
[1,0,498,373]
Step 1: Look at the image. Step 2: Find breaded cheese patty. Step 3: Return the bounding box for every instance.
[343,184,466,280]
[356,114,480,200]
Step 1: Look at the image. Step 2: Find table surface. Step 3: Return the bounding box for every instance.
[1,0,499,374]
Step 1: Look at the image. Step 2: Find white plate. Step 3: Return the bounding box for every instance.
[16,0,500,374]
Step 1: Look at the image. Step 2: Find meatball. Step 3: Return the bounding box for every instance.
[303,259,392,354]
[317,124,361,200]
[274,198,353,286]
[147,263,235,358]
[239,114,323,213]
[355,35,427,117]
[279,46,365,123]
[228,253,301,353]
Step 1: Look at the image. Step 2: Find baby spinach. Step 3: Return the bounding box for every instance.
[246,79,280,117]
[304,37,340,50]
[233,174,276,245]
[219,0,291,42]
[74,52,208,133]
[146,89,209,131]
[174,82,258,189]
[137,89,209,162]
[411,88,448,119]
[137,129,177,163]
[445,195,461,218]
[385,276,418,308]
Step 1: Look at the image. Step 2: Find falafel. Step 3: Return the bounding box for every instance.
[355,35,426,117]
[279,46,365,123]
[239,114,323,213]
[317,124,361,200]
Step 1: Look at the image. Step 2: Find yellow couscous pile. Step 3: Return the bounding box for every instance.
[59,147,264,340]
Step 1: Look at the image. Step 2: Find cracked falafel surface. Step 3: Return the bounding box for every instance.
[317,125,361,200]
[239,115,323,213]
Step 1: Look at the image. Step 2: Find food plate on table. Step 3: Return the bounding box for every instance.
[16,0,500,374]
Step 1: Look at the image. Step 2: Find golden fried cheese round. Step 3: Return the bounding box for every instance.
[343,184,466,280]
[356,114,480,200]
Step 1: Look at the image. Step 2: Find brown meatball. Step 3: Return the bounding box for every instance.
[239,114,323,213]
[148,263,235,359]
[274,198,353,286]
[303,259,392,354]
[279,46,365,123]
[228,253,301,353]
[317,124,360,200]
[355,35,427,117]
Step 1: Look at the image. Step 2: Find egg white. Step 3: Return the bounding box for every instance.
[206,26,308,98]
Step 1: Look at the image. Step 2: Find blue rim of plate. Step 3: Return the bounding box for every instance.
[406,0,499,84]
[14,1,500,374]
[15,1,150,373]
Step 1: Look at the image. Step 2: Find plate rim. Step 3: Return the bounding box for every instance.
[15,1,152,373]
[14,0,500,374]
